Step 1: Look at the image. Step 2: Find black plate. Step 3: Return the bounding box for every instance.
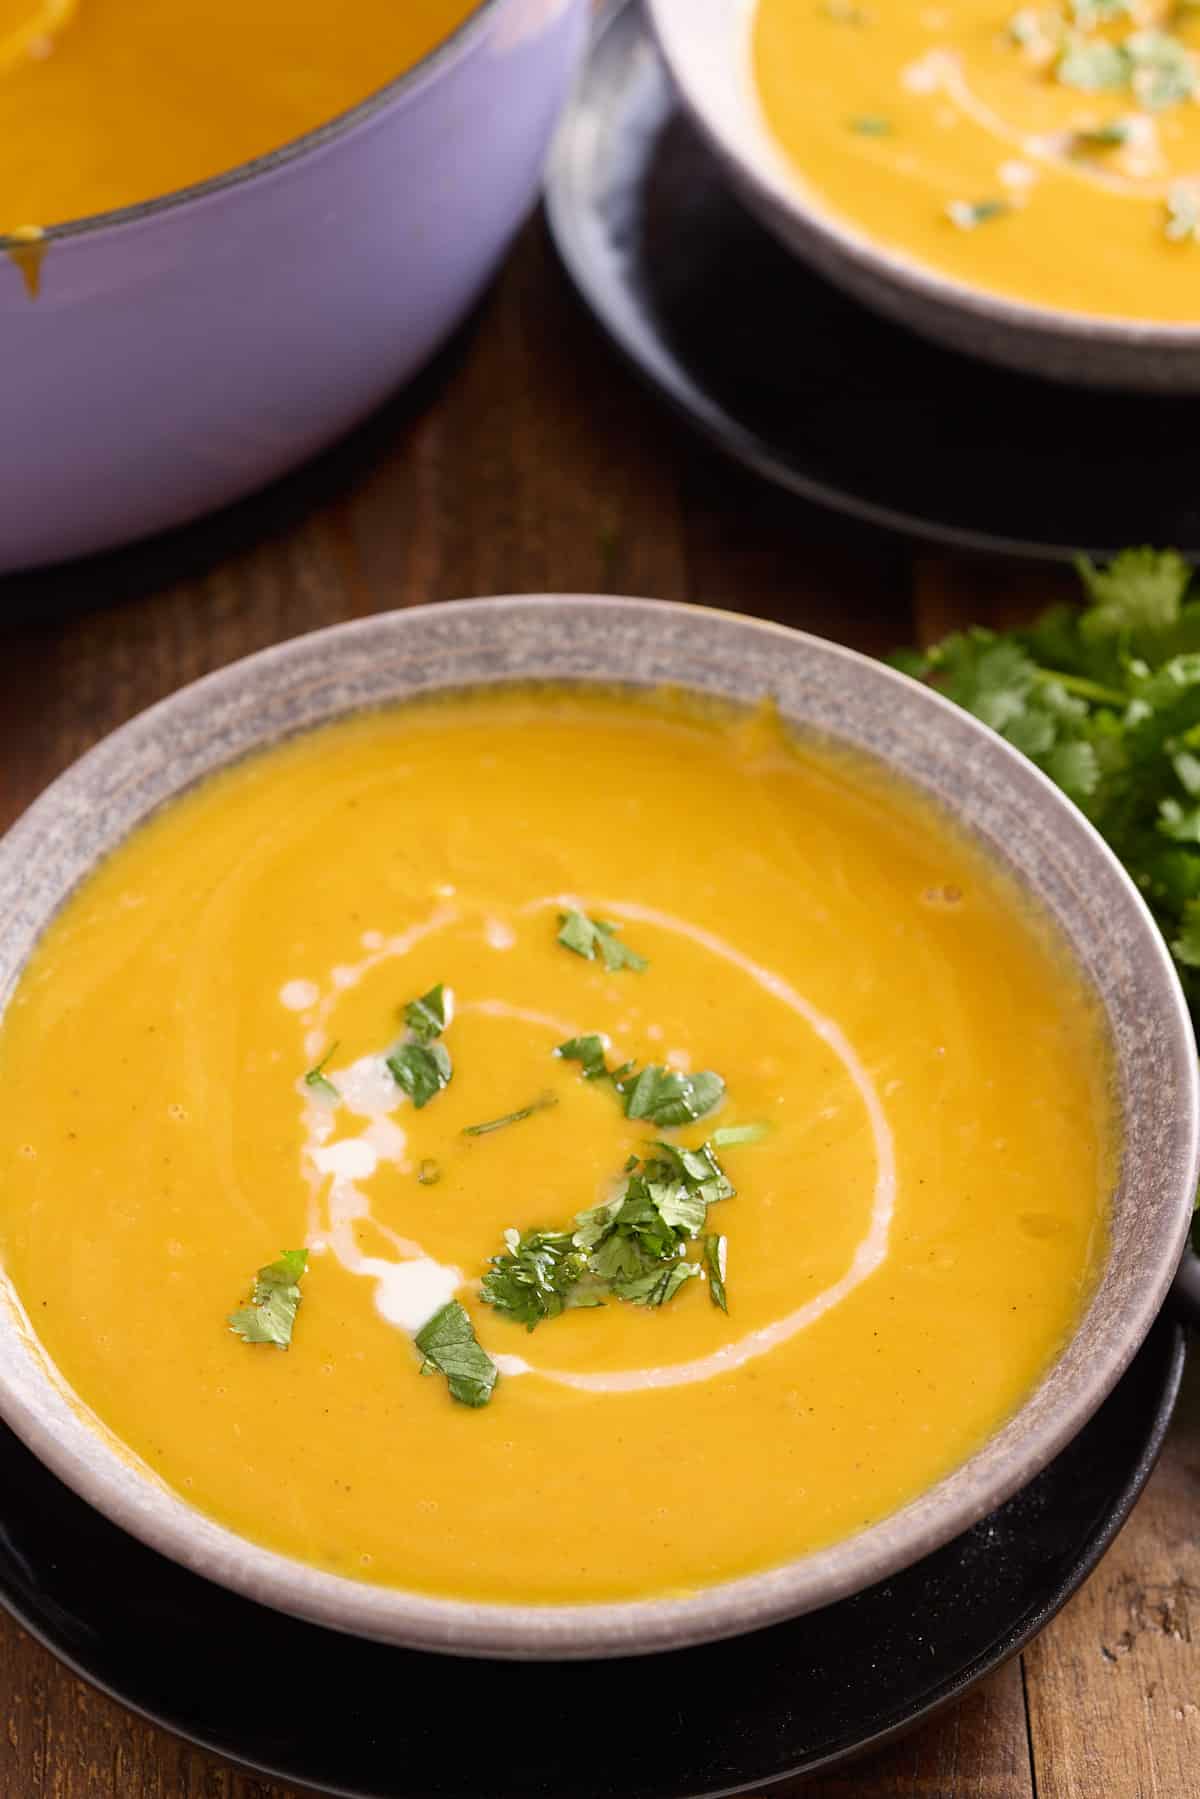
[544,0,1200,560]
[0,1312,1183,1795]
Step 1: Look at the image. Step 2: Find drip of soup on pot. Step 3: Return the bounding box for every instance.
[0,0,479,233]
[754,0,1200,322]
[0,689,1111,1604]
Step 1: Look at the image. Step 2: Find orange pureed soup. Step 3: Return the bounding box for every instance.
[0,690,1112,1604]
[0,0,479,233]
[754,0,1200,322]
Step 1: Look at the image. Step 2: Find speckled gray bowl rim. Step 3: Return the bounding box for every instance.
[0,595,1194,1661]
[0,0,501,251]
[645,0,1200,352]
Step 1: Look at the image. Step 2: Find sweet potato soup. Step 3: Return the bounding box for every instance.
[754,0,1200,321]
[0,0,478,233]
[0,690,1111,1604]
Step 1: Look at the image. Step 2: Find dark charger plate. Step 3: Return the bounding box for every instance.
[0,1312,1183,1796]
[544,0,1200,560]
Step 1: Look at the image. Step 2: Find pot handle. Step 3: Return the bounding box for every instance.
[1170,1244,1200,1328]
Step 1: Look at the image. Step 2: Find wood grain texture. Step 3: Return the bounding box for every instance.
[0,221,1191,1798]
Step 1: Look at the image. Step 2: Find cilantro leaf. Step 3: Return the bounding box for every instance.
[229,1249,308,1348]
[945,199,1010,230]
[554,1033,612,1079]
[414,1300,498,1407]
[386,1039,452,1108]
[556,909,648,972]
[1075,548,1190,647]
[621,1065,725,1126]
[1174,898,1200,968]
[1126,28,1196,109]
[1167,182,1200,244]
[1070,119,1130,152]
[1057,38,1131,90]
[648,1179,709,1237]
[462,1092,558,1137]
[405,984,448,1043]
[614,1261,702,1307]
[303,1043,340,1102]
[704,1233,729,1313]
[417,1158,441,1186]
[387,983,453,1107]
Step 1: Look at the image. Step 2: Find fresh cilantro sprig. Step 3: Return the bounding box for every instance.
[229,1249,308,1348]
[415,1300,498,1407]
[481,1140,735,1330]
[893,549,1200,1235]
[557,909,648,972]
[387,983,453,1108]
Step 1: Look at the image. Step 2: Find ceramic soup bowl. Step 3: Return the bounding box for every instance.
[647,0,1200,393]
[0,595,1195,1658]
[0,0,588,573]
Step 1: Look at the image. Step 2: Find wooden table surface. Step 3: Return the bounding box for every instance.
[1,220,1197,1799]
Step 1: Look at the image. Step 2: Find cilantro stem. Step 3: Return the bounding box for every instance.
[463,1092,559,1137]
[1030,667,1127,707]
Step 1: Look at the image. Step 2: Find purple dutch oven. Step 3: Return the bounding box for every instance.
[0,0,588,572]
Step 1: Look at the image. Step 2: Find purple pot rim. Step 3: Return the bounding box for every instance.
[0,0,505,251]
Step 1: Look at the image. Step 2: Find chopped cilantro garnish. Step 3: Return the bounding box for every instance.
[555,1039,725,1124]
[614,1260,702,1307]
[554,1033,613,1079]
[229,1249,308,1348]
[463,1092,558,1137]
[1053,23,1195,106]
[481,1141,735,1330]
[945,199,1010,230]
[417,1158,441,1186]
[303,1043,340,1102]
[1069,118,1130,151]
[1008,7,1057,48]
[1166,182,1200,242]
[556,909,648,972]
[704,1233,729,1313]
[1071,0,1130,23]
[621,1065,725,1126]
[387,1039,452,1108]
[1127,28,1195,109]
[415,1300,498,1407]
[480,1229,599,1328]
[1056,37,1131,91]
[405,984,448,1042]
[849,114,892,134]
[892,547,1200,1252]
[387,983,452,1107]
